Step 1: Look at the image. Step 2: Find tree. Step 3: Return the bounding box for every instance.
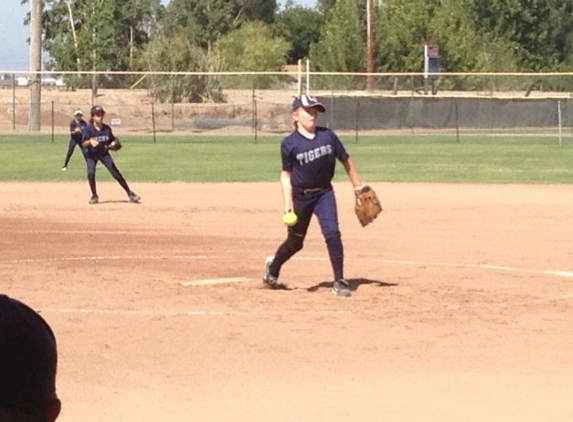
[374,0,434,72]
[144,34,225,102]
[467,0,573,71]
[274,4,324,63]
[216,21,290,88]
[316,0,336,15]
[35,0,163,87]
[373,0,521,74]
[309,0,365,72]
[162,0,278,51]
[217,21,289,71]
[429,0,519,73]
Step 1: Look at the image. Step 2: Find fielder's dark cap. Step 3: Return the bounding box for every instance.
[90,105,105,115]
[0,294,58,408]
[292,94,325,112]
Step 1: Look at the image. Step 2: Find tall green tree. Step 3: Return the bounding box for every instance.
[36,0,162,77]
[429,0,519,73]
[316,0,336,15]
[274,4,324,63]
[374,0,521,73]
[309,0,365,72]
[216,21,289,88]
[374,0,435,72]
[144,34,225,102]
[217,21,289,71]
[467,0,573,71]
[163,0,278,51]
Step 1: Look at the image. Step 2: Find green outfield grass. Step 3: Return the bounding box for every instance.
[0,134,572,183]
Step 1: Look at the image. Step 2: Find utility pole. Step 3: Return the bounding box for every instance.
[366,0,375,91]
[29,0,42,131]
[64,0,80,68]
[91,3,98,103]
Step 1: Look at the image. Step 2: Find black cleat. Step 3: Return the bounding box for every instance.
[89,195,99,205]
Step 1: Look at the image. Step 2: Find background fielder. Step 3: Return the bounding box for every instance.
[61,109,87,171]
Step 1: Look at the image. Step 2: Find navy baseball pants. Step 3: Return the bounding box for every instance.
[63,138,85,167]
[86,153,131,197]
[269,187,344,281]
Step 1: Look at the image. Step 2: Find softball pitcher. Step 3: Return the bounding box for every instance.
[82,105,140,205]
[263,95,365,297]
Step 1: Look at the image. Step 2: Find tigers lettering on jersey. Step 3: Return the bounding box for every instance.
[83,123,116,156]
[281,127,349,189]
[92,135,111,143]
[296,145,333,165]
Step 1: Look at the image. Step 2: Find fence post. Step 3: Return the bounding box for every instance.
[354,97,359,143]
[171,100,175,133]
[409,93,415,134]
[171,79,175,133]
[51,101,55,143]
[328,94,333,130]
[455,101,460,144]
[557,100,562,146]
[12,74,16,131]
[151,102,156,143]
[252,78,258,143]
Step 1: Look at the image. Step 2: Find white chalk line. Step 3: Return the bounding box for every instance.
[181,277,250,286]
[26,255,570,317]
[3,253,572,283]
[296,256,573,279]
[4,255,214,264]
[3,254,572,280]
[44,308,349,317]
[373,259,573,279]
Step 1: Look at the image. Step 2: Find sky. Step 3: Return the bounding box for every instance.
[0,0,317,72]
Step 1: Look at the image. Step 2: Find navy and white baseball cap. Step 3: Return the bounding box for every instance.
[73,109,83,116]
[90,105,105,115]
[292,95,326,112]
[0,294,58,408]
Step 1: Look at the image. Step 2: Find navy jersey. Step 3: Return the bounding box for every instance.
[281,127,350,189]
[82,123,116,156]
[70,119,87,143]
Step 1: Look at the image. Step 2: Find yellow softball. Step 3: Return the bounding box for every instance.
[282,212,298,226]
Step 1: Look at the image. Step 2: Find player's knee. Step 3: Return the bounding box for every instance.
[325,232,342,250]
[325,231,341,243]
[286,233,304,253]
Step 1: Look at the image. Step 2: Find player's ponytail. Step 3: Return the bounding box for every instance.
[291,116,298,131]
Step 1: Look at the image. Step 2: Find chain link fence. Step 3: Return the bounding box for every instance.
[2,71,573,143]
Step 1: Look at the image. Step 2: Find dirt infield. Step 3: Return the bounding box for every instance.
[2,181,573,422]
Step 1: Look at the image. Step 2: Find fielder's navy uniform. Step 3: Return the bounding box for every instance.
[82,105,139,204]
[62,110,87,170]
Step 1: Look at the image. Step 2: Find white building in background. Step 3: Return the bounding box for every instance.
[41,76,65,87]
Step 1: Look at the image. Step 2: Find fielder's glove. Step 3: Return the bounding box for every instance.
[107,139,122,151]
[354,185,382,227]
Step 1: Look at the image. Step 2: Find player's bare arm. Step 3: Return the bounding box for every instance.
[342,157,363,190]
[280,170,293,213]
